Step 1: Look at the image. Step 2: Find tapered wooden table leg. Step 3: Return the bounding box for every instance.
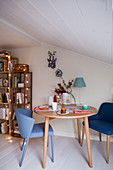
[43,117,49,169]
[77,119,81,144]
[107,135,110,164]
[84,117,93,168]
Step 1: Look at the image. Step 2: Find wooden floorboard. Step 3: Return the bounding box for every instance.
[0,134,113,170]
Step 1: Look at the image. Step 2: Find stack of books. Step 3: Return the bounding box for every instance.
[13,76,20,87]
[0,61,9,71]
[13,92,25,104]
[0,108,9,119]
[0,50,11,56]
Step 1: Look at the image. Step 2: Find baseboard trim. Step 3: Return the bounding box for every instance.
[54,131,113,142]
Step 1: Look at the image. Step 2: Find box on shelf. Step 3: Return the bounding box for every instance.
[18,83,24,87]
[0,120,8,134]
[14,64,29,71]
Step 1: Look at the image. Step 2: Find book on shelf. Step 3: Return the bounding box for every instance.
[0,50,11,56]
[13,129,20,134]
[0,93,8,103]
[12,112,16,120]
[13,123,20,134]
[0,93,2,103]
[13,92,15,103]
[6,93,9,103]
[18,93,22,104]
[5,108,9,119]
[0,78,3,87]
[0,61,3,71]
[13,76,20,87]
[13,92,24,104]
[0,61,9,71]
[0,108,9,119]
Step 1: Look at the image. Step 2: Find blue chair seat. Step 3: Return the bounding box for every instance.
[89,120,113,135]
[30,123,53,138]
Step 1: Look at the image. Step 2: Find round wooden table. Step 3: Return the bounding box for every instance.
[34,106,97,169]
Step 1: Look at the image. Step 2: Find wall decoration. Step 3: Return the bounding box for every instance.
[47,51,57,69]
[56,69,63,77]
[3,78,9,87]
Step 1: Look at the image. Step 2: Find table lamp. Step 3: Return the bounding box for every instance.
[73,77,86,105]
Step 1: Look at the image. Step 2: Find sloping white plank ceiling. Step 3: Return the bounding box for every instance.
[0,0,112,65]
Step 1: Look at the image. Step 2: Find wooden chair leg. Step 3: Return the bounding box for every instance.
[47,136,49,147]
[51,134,54,162]
[107,135,110,164]
[99,132,101,142]
[81,125,85,146]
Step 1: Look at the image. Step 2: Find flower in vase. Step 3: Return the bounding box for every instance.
[55,77,76,104]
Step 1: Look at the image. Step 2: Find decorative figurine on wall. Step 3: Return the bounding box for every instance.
[56,69,63,77]
[47,51,57,69]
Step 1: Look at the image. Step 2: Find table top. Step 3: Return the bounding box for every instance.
[34,105,97,119]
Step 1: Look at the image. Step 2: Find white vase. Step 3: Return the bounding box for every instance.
[62,93,71,104]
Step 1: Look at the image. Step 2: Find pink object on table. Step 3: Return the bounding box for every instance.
[74,110,91,114]
[34,106,50,111]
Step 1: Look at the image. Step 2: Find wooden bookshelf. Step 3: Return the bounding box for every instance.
[12,71,32,135]
[0,55,18,135]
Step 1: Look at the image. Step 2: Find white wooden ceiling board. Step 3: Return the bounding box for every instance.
[0,0,112,65]
[47,0,106,60]
[0,0,78,50]
[28,0,87,54]
[78,0,109,32]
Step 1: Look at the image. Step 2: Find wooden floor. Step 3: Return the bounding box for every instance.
[0,134,113,170]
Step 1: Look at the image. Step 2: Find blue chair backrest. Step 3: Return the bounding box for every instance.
[16,108,33,117]
[15,109,35,139]
[98,102,113,123]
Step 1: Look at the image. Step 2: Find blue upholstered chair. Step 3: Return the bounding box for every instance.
[81,102,113,164]
[15,108,54,167]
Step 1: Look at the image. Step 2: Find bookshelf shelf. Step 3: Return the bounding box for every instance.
[0,71,9,74]
[0,87,9,89]
[12,87,31,89]
[0,103,9,104]
[12,102,31,105]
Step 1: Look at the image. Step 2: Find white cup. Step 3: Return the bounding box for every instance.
[52,102,57,111]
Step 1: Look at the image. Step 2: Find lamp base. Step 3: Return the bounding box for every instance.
[76,103,83,107]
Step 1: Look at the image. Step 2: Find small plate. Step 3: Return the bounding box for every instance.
[39,105,49,110]
[57,111,69,115]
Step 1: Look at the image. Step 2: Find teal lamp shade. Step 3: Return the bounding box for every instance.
[73,77,86,87]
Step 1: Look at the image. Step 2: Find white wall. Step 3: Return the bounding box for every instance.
[11,44,113,140]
